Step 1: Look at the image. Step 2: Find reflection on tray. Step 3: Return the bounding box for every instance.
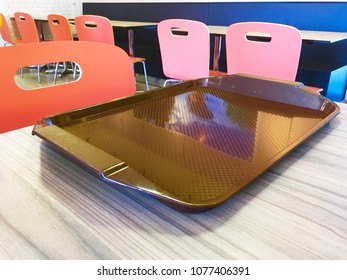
[165,91,256,161]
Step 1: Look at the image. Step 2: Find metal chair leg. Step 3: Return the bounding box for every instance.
[140,61,149,91]
[163,79,181,87]
[37,65,41,83]
[54,63,59,84]
[133,60,150,91]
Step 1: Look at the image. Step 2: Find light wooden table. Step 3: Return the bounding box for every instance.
[10,16,74,42]
[11,17,157,57]
[0,102,346,260]
[208,25,347,44]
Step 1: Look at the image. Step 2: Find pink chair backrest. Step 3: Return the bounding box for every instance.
[0,13,13,43]
[14,12,40,43]
[226,22,302,81]
[74,15,114,45]
[157,19,210,81]
[0,41,135,133]
[47,14,73,41]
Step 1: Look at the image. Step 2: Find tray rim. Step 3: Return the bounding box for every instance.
[32,74,341,211]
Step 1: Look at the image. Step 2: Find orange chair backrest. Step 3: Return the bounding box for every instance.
[74,15,114,45]
[157,19,210,81]
[47,14,73,41]
[225,22,302,81]
[14,12,40,43]
[0,41,135,133]
[0,13,13,44]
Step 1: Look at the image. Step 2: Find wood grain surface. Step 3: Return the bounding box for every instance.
[0,103,346,260]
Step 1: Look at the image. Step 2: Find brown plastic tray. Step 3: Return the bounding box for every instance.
[33,74,340,211]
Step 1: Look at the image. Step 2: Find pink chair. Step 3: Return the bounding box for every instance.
[74,15,149,90]
[226,22,302,81]
[47,14,77,83]
[14,12,42,82]
[157,19,225,86]
[0,41,135,133]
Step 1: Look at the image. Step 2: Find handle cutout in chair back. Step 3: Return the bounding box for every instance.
[245,32,272,43]
[170,27,189,36]
[84,21,98,28]
[52,19,61,25]
[15,61,81,90]
[18,16,26,21]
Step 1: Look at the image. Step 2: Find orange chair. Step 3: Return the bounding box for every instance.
[157,19,225,87]
[47,14,77,83]
[1,13,20,46]
[47,14,74,41]
[74,15,149,90]
[14,12,40,43]
[0,41,135,134]
[14,12,42,82]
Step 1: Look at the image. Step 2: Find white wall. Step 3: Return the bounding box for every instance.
[0,0,83,46]
[82,0,347,2]
[3,0,82,18]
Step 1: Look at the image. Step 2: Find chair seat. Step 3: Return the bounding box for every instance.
[209,70,228,77]
[303,85,323,93]
[130,56,146,63]
[12,39,24,44]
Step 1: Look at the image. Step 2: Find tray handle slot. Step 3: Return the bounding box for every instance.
[33,125,125,175]
[33,125,170,199]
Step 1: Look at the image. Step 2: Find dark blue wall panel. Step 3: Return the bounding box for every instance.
[207,2,347,32]
[121,3,208,22]
[83,2,208,22]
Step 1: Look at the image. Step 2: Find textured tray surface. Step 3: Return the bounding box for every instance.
[33,75,339,210]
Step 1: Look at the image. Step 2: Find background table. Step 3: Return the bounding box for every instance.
[208,26,347,44]
[69,19,157,58]
[0,103,346,260]
[11,17,157,57]
[107,20,157,57]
